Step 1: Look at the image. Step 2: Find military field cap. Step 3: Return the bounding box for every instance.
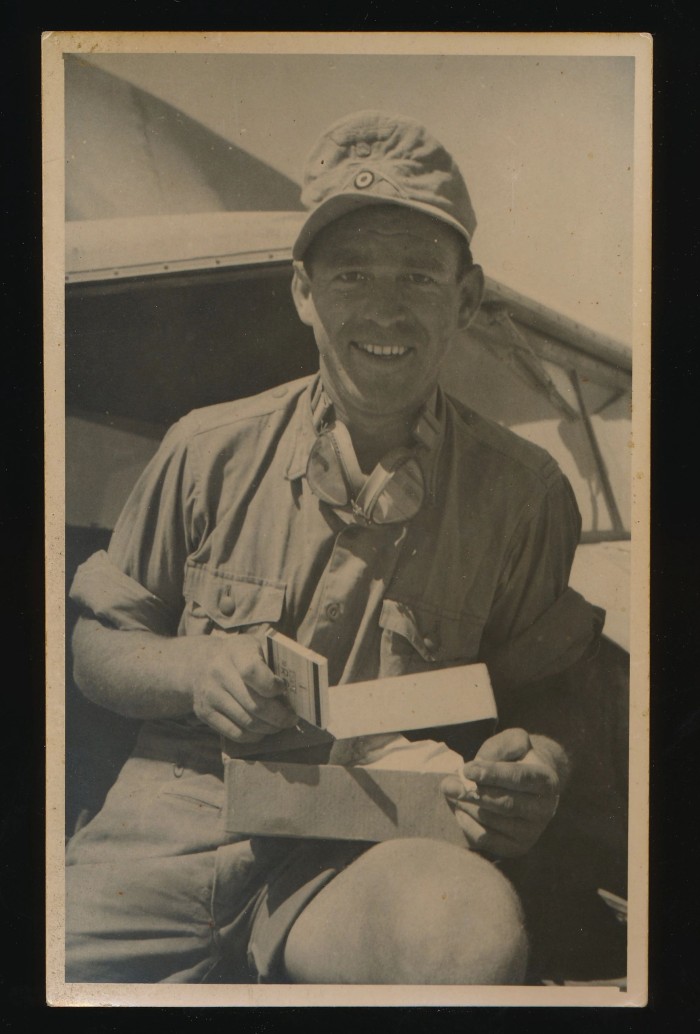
[293,110,477,260]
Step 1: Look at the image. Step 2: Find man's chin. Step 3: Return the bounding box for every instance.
[320,363,433,423]
[346,385,430,424]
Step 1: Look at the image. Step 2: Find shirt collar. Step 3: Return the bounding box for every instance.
[284,374,446,503]
[284,376,323,482]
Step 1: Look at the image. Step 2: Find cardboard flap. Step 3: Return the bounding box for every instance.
[325,663,496,738]
[223,759,466,847]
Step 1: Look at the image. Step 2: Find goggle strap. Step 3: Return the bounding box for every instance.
[413,400,440,450]
[310,383,335,434]
[355,456,401,520]
[326,422,365,498]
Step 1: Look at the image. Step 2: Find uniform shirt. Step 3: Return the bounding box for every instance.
[70,374,602,758]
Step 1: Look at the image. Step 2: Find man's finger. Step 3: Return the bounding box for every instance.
[196,683,279,736]
[450,807,524,859]
[244,685,299,728]
[467,785,553,820]
[474,727,531,763]
[213,665,297,728]
[199,706,266,744]
[212,689,286,735]
[443,777,551,821]
[219,639,288,699]
[449,797,537,838]
[462,759,558,796]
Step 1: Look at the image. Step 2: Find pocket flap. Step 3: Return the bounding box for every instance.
[379,598,484,664]
[379,598,436,662]
[183,563,285,630]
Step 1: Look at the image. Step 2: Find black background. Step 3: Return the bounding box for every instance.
[5,4,698,1028]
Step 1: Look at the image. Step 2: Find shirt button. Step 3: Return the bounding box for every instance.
[219,593,236,617]
[325,602,341,621]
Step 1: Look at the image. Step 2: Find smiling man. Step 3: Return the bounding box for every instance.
[66,111,603,985]
[292,205,481,469]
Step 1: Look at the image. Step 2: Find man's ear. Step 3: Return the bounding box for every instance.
[457,264,485,332]
[291,261,316,327]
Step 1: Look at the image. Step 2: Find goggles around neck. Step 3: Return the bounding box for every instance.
[306,386,440,526]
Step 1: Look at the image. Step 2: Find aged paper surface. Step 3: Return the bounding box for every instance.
[44,31,651,1007]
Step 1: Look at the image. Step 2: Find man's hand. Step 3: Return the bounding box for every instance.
[191,634,298,743]
[441,728,564,859]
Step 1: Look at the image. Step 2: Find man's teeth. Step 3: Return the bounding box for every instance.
[355,342,409,357]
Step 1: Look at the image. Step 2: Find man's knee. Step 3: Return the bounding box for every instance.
[357,838,527,983]
[284,838,528,984]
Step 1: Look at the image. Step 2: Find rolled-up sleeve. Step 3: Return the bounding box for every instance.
[485,587,604,693]
[69,418,202,637]
[69,551,177,635]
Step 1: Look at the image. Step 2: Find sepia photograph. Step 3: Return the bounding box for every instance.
[43,31,651,1007]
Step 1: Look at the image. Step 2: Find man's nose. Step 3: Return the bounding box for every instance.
[361,278,406,326]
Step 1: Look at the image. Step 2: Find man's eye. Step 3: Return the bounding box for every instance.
[405,273,436,286]
[337,271,369,284]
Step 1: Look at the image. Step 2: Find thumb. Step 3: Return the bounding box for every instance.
[440,774,469,800]
[475,727,532,763]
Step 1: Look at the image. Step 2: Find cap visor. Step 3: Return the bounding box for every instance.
[292,193,472,260]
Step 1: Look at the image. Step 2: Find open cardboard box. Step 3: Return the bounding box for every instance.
[222,661,498,845]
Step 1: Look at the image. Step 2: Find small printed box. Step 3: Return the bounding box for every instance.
[266,631,329,727]
[266,630,497,740]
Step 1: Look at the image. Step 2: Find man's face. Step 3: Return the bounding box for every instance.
[292,205,482,423]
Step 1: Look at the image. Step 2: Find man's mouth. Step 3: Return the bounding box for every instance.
[351,341,412,359]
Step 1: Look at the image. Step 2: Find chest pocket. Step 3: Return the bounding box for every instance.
[378,597,484,679]
[182,562,285,640]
